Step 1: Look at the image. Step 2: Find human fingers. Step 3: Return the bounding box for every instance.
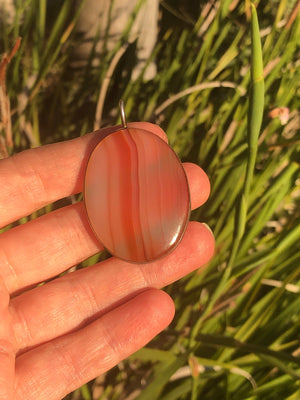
[184,162,210,209]
[11,222,214,353]
[0,122,167,228]
[0,277,15,400]
[15,289,174,400]
[1,161,210,295]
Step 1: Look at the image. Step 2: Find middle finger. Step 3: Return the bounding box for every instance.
[1,163,210,295]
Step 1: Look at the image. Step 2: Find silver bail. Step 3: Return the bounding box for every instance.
[119,99,127,129]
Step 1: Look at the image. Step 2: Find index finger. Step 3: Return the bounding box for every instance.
[0,122,168,228]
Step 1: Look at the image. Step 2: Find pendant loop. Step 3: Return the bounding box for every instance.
[119,99,127,129]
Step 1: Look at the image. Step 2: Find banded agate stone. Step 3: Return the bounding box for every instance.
[84,127,190,263]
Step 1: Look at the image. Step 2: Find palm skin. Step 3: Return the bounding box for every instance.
[0,122,214,400]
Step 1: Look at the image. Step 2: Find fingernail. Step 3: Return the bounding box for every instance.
[202,223,214,236]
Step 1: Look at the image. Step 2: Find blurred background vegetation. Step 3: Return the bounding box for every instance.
[0,0,299,399]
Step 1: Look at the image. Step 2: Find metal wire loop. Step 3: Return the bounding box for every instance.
[119,99,127,129]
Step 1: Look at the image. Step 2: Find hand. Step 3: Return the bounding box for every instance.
[0,122,214,400]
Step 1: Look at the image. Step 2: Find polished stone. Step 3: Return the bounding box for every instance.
[84,127,190,263]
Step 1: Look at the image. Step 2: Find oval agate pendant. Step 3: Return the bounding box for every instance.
[84,102,190,263]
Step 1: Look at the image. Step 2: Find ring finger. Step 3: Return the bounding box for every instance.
[11,221,214,353]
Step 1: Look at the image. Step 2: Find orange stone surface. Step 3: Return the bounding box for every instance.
[84,128,190,263]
